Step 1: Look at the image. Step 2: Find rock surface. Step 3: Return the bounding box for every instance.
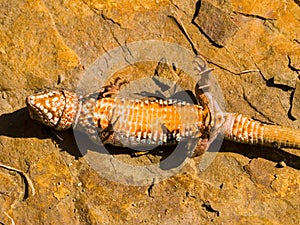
[0,0,299,224]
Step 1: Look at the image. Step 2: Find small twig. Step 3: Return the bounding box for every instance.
[207,60,260,75]
[235,69,261,75]
[3,212,15,225]
[0,163,35,199]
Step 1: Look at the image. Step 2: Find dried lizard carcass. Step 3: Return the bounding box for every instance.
[26,56,300,156]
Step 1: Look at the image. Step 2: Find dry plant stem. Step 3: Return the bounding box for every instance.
[0,163,35,199]
[3,212,15,225]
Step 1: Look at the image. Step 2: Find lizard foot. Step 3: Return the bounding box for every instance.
[98,77,128,98]
[190,138,209,157]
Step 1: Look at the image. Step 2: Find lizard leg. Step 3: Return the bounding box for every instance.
[191,138,209,157]
[193,55,214,107]
[98,77,128,98]
[193,56,215,154]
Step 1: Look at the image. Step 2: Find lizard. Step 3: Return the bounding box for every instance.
[26,56,300,157]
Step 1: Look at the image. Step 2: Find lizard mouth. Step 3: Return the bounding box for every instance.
[26,95,53,126]
[26,90,78,130]
[26,91,65,128]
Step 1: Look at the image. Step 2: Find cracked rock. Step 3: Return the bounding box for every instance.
[193,0,239,47]
[291,76,300,119]
[273,73,297,88]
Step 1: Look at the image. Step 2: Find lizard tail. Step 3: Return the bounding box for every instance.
[223,113,300,149]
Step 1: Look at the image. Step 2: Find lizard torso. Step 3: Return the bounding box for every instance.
[77,96,211,147]
[27,88,212,151]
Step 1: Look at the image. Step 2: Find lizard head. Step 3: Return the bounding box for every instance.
[26,90,79,130]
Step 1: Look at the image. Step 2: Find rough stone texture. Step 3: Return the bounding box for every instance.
[291,77,300,119]
[0,0,300,224]
[193,0,239,47]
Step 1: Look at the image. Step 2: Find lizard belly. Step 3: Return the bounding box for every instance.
[92,98,206,148]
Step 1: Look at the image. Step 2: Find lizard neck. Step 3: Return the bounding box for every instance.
[55,90,81,130]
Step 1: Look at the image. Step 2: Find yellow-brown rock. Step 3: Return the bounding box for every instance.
[0,0,299,224]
